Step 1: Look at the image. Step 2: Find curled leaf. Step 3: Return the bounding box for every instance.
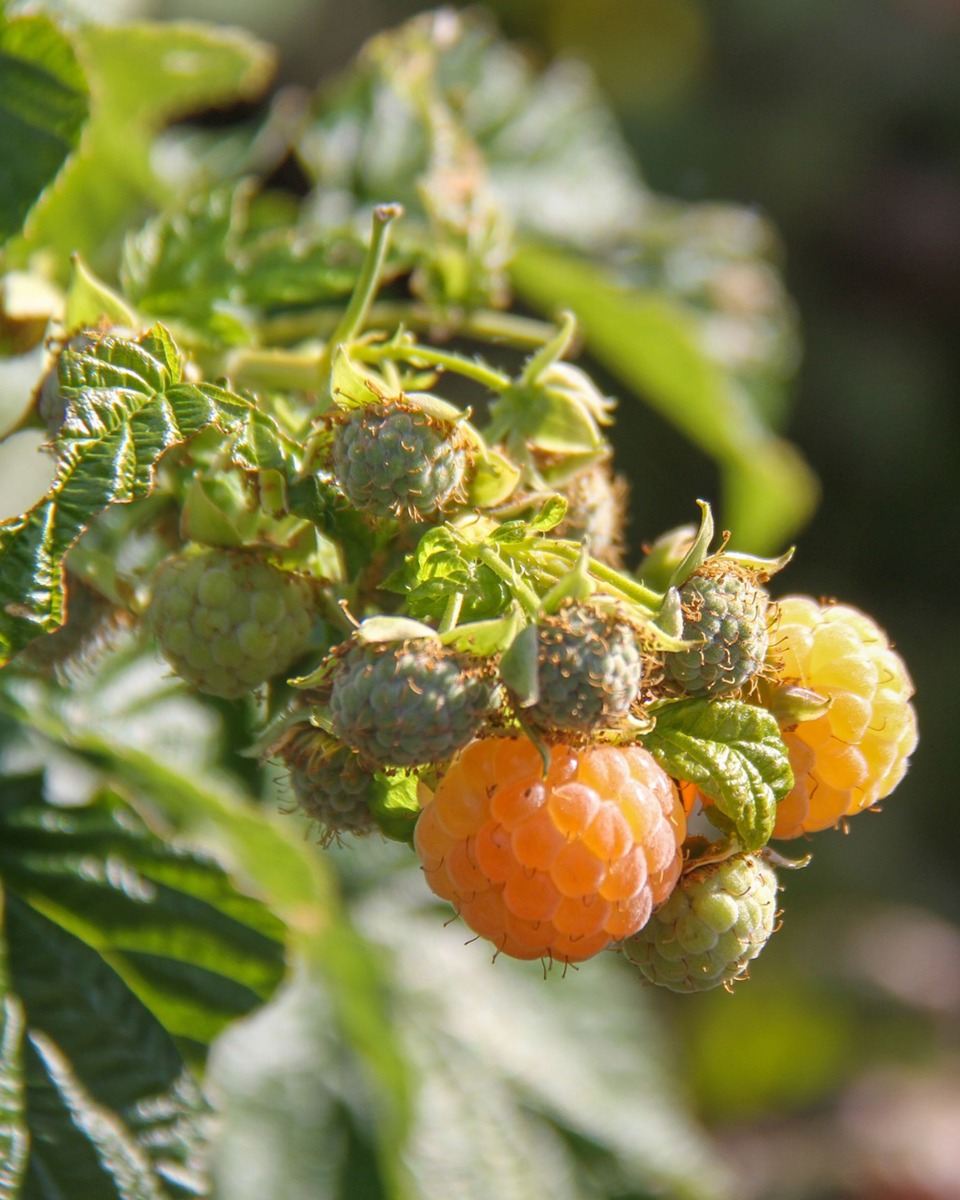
[643,698,794,851]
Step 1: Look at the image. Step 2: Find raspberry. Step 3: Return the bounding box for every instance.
[622,853,778,992]
[414,736,686,964]
[517,603,643,737]
[146,547,315,699]
[555,458,629,567]
[328,638,496,768]
[275,723,375,843]
[331,399,469,522]
[769,596,918,838]
[663,561,770,696]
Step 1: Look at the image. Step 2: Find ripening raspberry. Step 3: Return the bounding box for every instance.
[414,736,686,964]
[769,596,918,838]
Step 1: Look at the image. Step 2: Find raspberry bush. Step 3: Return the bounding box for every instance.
[0,5,920,1197]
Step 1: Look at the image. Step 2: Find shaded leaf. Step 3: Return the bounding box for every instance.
[0,887,28,1200]
[0,14,88,246]
[0,776,285,1057]
[643,699,793,851]
[121,182,410,346]
[4,890,209,1197]
[7,701,414,1200]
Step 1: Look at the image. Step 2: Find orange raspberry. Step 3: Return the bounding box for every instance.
[768,596,918,838]
[414,735,686,964]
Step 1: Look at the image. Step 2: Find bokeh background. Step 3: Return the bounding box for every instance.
[34,1,960,1195]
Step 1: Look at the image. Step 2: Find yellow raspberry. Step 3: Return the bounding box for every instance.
[770,596,918,838]
[414,736,686,964]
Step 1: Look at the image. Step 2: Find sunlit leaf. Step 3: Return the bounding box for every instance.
[0,325,252,666]
[643,698,793,850]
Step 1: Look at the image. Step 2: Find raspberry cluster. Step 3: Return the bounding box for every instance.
[122,224,917,992]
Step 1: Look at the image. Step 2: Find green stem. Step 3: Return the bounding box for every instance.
[519,310,577,386]
[436,591,464,635]
[327,205,403,353]
[221,345,325,394]
[261,302,557,351]
[353,340,511,393]
[475,546,541,618]
[508,540,663,614]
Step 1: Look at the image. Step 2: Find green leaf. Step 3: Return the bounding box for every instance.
[4,889,209,1197]
[121,183,410,345]
[465,446,522,510]
[510,242,819,552]
[0,14,89,247]
[11,708,413,1200]
[527,496,567,534]
[301,10,647,250]
[367,774,420,845]
[8,20,274,269]
[391,526,511,625]
[498,624,540,707]
[0,887,28,1200]
[0,776,285,1058]
[490,381,603,457]
[64,254,138,332]
[0,324,254,667]
[643,699,794,851]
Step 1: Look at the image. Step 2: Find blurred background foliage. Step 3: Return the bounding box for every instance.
[4,1,958,1197]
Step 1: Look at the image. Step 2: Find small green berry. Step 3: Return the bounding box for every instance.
[622,853,779,992]
[147,547,315,699]
[328,637,496,768]
[663,562,769,696]
[515,603,643,737]
[331,399,469,522]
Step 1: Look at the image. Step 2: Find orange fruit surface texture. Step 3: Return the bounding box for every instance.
[415,736,686,963]
[770,596,918,838]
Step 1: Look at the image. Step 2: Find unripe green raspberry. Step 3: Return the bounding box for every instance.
[555,458,629,567]
[332,399,469,522]
[328,638,496,768]
[623,853,778,992]
[276,723,375,843]
[663,562,770,696]
[518,603,643,737]
[147,547,316,698]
